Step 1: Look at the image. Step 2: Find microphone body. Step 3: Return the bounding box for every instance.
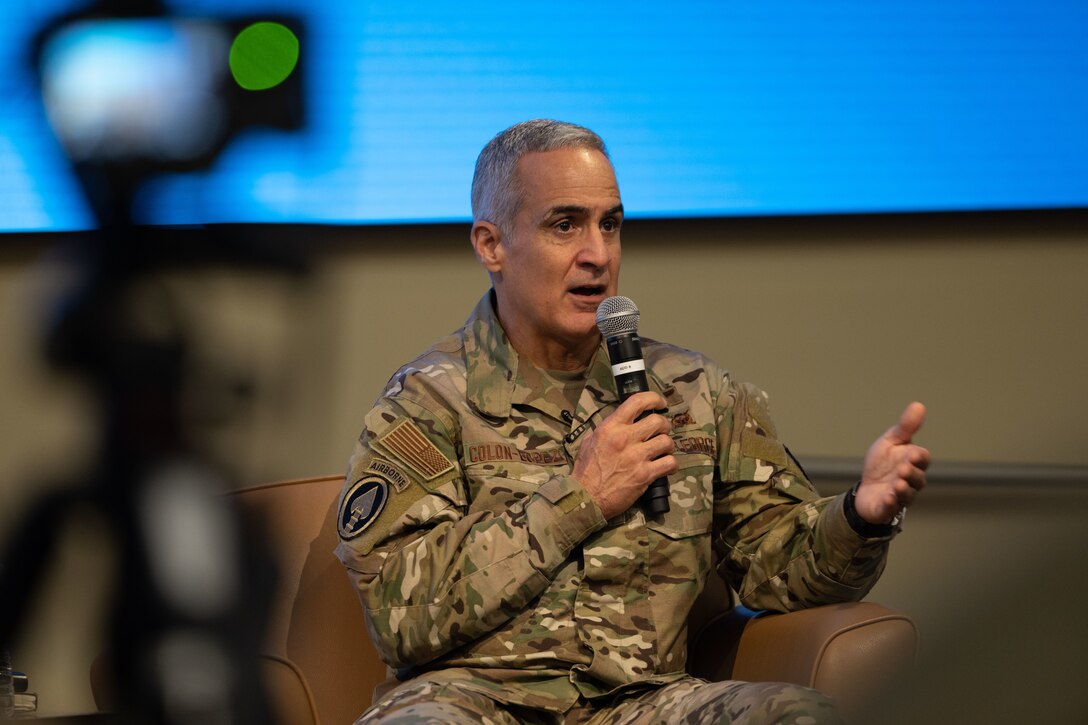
[596,296,671,515]
[606,333,651,401]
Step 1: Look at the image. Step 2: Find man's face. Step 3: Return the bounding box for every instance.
[481,147,623,366]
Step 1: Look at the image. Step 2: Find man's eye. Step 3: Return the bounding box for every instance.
[601,219,619,232]
[556,220,573,232]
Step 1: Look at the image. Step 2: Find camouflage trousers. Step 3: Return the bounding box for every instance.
[357,675,844,725]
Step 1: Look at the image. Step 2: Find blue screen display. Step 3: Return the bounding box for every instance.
[2,0,1087,231]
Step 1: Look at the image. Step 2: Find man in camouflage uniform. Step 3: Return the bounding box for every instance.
[335,120,930,724]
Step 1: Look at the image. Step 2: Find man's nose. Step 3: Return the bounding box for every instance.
[577,227,610,268]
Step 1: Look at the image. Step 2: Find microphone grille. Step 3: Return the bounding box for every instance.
[595,295,640,337]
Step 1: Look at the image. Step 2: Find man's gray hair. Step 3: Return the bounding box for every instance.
[471,119,610,229]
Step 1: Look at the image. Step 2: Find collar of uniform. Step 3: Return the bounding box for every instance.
[463,290,518,418]
[462,290,669,418]
[642,340,670,400]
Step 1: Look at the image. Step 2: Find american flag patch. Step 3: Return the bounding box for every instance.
[378,419,455,480]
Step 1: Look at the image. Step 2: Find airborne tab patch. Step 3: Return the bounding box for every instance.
[338,476,389,540]
[366,459,411,493]
[378,419,455,481]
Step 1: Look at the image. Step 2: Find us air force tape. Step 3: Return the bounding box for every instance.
[338,475,389,540]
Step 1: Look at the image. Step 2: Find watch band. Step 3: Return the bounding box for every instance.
[843,481,899,538]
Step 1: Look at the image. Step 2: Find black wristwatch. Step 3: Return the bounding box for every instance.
[843,482,900,538]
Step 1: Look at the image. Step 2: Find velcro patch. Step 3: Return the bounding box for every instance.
[378,419,455,481]
[338,476,389,540]
[740,428,788,467]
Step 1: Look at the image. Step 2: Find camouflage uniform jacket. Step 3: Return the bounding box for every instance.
[335,292,895,711]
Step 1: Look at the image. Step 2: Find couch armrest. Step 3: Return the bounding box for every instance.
[91,650,321,725]
[261,655,319,725]
[689,602,917,721]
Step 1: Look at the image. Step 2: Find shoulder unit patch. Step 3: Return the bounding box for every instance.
[338,475,389,540]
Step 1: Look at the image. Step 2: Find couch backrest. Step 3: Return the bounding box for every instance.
[231,476,387,725]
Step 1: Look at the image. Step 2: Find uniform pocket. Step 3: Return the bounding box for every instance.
[464,453,570,512]
[645,453,714,538]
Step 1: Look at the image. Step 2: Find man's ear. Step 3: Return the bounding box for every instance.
[471,221,504,273]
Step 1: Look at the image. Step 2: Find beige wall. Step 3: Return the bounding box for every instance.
[2,211,1086,720]
[3,213,1086,491]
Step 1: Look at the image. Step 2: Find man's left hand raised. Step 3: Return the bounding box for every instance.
[855,402,931,525]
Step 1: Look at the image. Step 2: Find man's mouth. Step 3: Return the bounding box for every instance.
[569,285,606,298]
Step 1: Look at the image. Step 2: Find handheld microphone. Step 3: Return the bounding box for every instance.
[595,296,670,515]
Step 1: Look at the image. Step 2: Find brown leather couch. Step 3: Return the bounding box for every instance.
[94,474,919,724]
